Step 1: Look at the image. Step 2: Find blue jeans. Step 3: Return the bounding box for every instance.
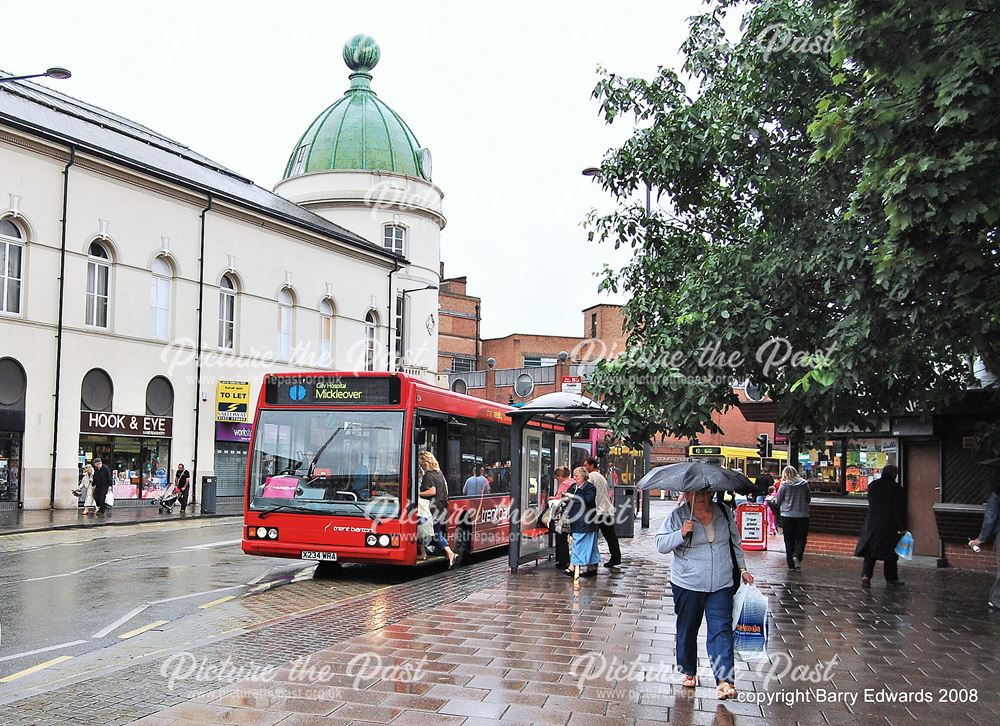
[672,584,735,685]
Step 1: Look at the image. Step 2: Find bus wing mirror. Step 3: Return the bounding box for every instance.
[414,429,427,447]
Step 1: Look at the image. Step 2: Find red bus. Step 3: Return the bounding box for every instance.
[242,372,568,570]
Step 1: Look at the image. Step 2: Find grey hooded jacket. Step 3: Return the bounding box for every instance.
[655,502,746,592]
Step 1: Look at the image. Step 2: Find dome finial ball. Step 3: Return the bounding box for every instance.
[344,34,380,73]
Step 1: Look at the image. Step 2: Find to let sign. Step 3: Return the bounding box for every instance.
[80,411,173,438]
[561,375,583,394]
[216,380,251,422]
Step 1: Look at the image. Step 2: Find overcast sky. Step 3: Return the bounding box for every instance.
[4,0,708,339]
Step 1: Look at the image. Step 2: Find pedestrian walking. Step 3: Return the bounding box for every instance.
[78,464,96,515]
[546,467,573,570]
[755,468,775,504]
[764,486,779,536]
[968,476,1000,609]
[563,466,599,579]
[775,465,810,570]
[655,490,754,700]
[854,465,906,588]
[174,463,191,512]
[584,457,622,568]
[417,451,456,567]
[91,458,112,515]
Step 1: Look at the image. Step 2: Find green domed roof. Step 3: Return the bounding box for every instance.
[282,35,431,181]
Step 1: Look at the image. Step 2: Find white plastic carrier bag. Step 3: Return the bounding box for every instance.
[731,583,769,661]
[895,531,914,560]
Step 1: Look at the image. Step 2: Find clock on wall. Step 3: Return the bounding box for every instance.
[419,148,433,180]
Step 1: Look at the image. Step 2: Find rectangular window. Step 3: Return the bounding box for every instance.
[1,241,22,314]
[218,291,235,349]
[451,357,476,373]
[320,316,333,366]
[290,144,310,175]
[86,261,110,328]
[278,306,292,361]
[523,356,557,368]
[394,296,405,368]
[149,276,170,340]
[383,225,405,256]
[590,313,598,338]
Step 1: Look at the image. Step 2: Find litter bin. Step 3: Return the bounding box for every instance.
[200,476,217,514]
[614,485,635,538]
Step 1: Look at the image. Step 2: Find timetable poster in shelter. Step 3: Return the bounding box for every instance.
[216,380,251,423]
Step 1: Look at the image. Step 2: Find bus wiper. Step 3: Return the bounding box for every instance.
[256,503,318,519]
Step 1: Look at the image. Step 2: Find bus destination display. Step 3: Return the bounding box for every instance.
[265,376,401,406]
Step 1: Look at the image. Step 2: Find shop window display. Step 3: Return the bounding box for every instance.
[801,438,897,496]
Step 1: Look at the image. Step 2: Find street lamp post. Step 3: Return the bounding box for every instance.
[0,67,72,84]
[583,166,653,528]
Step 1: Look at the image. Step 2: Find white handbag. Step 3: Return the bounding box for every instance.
[105,486,115,507]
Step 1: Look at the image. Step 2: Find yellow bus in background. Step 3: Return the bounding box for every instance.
[687,445,787,483]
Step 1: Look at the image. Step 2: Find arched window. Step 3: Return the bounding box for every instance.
[0,219,24,315]
[81,368,114,412]
[149,256,172,340]
[86,242,111,328]
[319,298,335,367]
[145,376,174,416]
[218,275,237,350]
[277,288,294,361]
[383,224,406,256]
[365,311,378,371]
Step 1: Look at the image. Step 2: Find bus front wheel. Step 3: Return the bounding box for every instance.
[314,560,343,578]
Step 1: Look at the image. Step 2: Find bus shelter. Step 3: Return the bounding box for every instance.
[506,392,612,572]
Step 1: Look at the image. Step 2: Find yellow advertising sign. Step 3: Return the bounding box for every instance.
[216,380,251,422]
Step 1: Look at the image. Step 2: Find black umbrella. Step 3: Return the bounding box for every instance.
[637,461,756,495]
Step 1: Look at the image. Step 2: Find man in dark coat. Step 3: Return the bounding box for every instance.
[754,468,775,503]
[855,465,905,588]
[92,458,113,515]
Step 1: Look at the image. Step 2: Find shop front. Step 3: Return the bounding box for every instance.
[79,411,172,505]
[0,357,27,510]
[214,380,252,501]
[214,422,251,498]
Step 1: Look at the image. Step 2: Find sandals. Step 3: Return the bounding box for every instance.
[717,682,737,700]
[681,675,697,688]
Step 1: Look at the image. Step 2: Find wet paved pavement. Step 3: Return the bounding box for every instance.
[1,501,998,725]
[0,503,242,537]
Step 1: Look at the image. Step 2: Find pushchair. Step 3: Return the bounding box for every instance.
[156,482,181,514]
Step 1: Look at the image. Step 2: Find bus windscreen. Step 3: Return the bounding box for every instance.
[248,409,404,518]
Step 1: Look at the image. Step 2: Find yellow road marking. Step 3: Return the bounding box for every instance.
[198,595,236,609]
[0,655,73,683]
[118,620,168,639]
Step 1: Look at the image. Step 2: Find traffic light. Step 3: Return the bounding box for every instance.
[757,433,771,459]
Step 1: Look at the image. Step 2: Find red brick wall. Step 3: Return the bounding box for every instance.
[438,280,480,373]
[482,335,589,369]
[803,533,995,572]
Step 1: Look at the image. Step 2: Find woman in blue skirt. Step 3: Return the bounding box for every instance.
[563,466,599,579]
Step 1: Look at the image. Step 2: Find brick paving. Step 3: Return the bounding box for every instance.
[2,501,999,725]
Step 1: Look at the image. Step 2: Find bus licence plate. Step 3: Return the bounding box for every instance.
[301,551,337,561]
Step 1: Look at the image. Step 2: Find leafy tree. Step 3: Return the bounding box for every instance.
[585,0,999,444]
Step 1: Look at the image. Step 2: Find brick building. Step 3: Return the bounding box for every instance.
[437,267,481,374]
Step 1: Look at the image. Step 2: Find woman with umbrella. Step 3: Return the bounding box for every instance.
[646,461,755,700]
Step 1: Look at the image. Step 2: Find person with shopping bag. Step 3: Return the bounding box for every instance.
[655,490,754,700]
[854,465,906,588]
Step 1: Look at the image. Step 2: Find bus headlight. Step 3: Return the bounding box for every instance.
[378,534,391,547]
[267,528,278,540]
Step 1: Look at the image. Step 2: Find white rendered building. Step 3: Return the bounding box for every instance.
[0,36,444,511]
